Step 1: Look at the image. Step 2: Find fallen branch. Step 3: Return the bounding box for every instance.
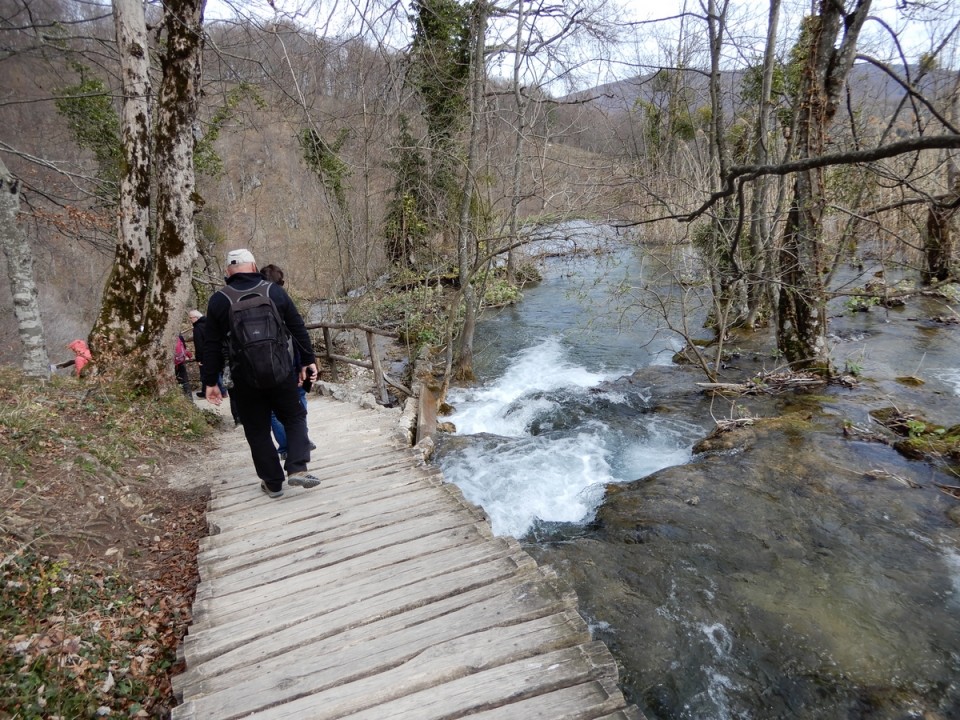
[933,482,960,500]
[697,372,828,396]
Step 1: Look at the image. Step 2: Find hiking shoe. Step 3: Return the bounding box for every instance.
[260,482,283,499]
[287,472,321,489]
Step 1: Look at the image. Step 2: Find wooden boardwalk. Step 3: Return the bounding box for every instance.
[172,395,642,719]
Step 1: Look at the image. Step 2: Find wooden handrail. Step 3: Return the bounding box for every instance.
[304,321,409,404]
[139,321,409,405]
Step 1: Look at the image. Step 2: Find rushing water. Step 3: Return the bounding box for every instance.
[434,223,960,719]
[440,239,704,537]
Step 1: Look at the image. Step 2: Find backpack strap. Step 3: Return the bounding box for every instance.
[218,279,273,306]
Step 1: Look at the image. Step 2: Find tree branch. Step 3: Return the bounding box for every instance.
[664,134,960,223]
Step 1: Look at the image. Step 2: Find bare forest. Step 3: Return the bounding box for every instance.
[2,0,960,388]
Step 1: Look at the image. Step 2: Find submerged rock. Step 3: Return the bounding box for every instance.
[528,404,960,719]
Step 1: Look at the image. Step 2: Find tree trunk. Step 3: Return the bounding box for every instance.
[705,0,746,332]
[506,0,528,283]
[924,203,953,283]
[922,70,960,285]
[0,159,50,377]
[90,0,152,360]
[143,0,205,392]
[777,0,872,372]
[452,0,487,382]
[745,0,781,327]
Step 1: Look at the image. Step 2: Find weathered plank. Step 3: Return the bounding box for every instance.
[189,540,530,630]
[179,573,579,703]
[196,513,490,592]
[175,612,591,719]
[178,554,544,674]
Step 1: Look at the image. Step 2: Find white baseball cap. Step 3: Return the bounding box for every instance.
[226,248,256,266]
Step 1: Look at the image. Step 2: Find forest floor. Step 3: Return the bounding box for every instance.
[0,366,217,719]
[0,360,381,720]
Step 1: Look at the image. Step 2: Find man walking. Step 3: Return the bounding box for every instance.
[189,308,240,424]
[200,248,320,498]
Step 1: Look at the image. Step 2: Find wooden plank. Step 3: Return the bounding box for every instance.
[195,518,492,601]
[208,454,422,508]
[207,463,440,517]
[177,565,561,693]
[204,477,441,539]
[178,553,543,674]
[199,488,461,554]
[207,463,440,519]
[205,477,454,542]
[463,678,629,719]
[197,511,489,588]
[332,642,621,720]
[193,542,529,627]
[174,610,589,720]
[416,383,438,446]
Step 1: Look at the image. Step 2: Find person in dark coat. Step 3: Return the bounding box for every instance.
[200,249,321,499]
[259,264,316,459]
[189,309,239,423]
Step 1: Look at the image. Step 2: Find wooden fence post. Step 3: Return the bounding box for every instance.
[322,326,339,382]
[366,331,390,405]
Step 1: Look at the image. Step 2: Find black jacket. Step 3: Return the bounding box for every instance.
[200,272,316,388]
[191,317,208,366]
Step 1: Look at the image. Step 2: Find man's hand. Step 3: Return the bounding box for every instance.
[205,385,223,406]
[299,363,318,385]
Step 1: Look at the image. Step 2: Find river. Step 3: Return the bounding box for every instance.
[433,222,960,720]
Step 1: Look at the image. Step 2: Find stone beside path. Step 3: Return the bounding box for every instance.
[171,393,643,719]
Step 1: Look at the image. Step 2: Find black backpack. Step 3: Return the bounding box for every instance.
[219,280,294,389]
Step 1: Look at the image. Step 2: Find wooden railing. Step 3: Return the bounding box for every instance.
[303,321,411,406]
[55,322,410,407]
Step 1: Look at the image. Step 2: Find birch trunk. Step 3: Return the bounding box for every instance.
[90,0,152,359]
[0,159,50,377]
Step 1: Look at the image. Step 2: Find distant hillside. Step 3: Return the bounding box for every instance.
[564,63,956,120]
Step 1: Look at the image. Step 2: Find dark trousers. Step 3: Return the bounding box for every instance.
[175,363,190,395]
[232,376,310,492]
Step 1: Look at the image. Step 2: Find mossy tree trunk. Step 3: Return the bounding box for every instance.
[922,72,960,285]
[924,203,954,284]
[89,0,152,365]
[90,0,205,394]
[143,0,205,391]
[776,0,871,372]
